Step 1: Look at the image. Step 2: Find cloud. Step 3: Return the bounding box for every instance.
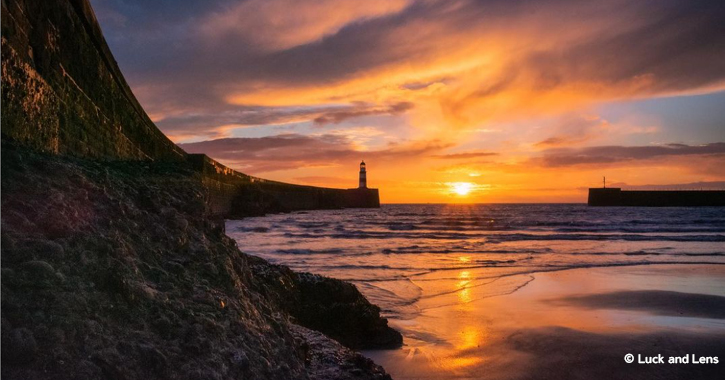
[155,106,323,141]
[535,115,610,147]
[536,142,725,167]
[179,134,450,173]
[198,0,411,51]
[153,102,413,142]
[432,151,498,160]
[96,0,725,135]
[90,0,725,201]
[313,102,413,125]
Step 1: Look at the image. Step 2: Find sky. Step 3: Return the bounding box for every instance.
[91,0,725,203]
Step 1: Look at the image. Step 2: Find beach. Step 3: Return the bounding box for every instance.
[229,204,725,379]
[363,264,725,379]
[4,0,725,378]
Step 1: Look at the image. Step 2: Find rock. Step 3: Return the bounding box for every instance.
[75,360,104,380]
[1,139,395,380]
[249,256,403,349]
[138,344,168,375]
[128,280,160,302]
[2,328,38,364]
[18,260,62,287]
[152,316,174,338]
[20,239,65,260]
[19,260,55,275]
[230,349,250,370]
[293,325,393,380]
[1,268,16,285]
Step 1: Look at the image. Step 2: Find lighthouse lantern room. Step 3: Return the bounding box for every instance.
[358,161,367,188]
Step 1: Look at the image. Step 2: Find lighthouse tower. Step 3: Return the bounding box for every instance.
[358,161,367,188]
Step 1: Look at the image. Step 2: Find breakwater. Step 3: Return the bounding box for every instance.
[187,154,379,217]
[1,0,379,217]
[588,188,725,207]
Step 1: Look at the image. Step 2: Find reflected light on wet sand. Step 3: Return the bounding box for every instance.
[457,325,483,350]
[442,270,486,370]
[364,265,725,380]
[457,270,473,306]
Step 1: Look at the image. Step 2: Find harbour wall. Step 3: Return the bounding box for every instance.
[588,188,725,207]
[187,154,379,217]
[1,0,380,217]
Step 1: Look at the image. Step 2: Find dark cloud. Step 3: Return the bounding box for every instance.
[155,106,331,139]
[154,102,413,140]
[96,0,725,89]
[536,137,572,147]
[313,102,413,125]
[92,0,725,141]
[179,134,449,173]
[537,142,725,167]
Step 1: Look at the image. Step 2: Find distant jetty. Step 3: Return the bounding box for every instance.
[588,188,725,207]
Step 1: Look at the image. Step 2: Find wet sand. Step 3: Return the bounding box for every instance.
[363,264,725,379]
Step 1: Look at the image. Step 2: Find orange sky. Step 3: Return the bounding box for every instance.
[93,0,725,202]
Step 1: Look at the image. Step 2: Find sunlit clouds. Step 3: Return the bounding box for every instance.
[91,0,725,202]
[198,0,411,51]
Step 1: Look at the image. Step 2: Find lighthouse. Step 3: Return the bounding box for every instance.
[358,161,367,188]
[344,160,379,207]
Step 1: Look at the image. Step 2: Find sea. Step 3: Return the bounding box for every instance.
[226,204,725,322]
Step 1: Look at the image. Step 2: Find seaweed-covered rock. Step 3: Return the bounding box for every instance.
[248,256,403,349]
[0,142,394,380]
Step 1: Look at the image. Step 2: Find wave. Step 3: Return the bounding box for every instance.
[417,275,537,312]
[405,261,725,282]
[275,248,345,255]
[485,233,725,243]
[228,205,725,327]
[235,226,270,233]
[386,223,419,231]
[280,230,725,242]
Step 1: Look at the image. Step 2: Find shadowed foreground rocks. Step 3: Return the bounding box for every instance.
[0,141,395,380]
[248,256,403,349]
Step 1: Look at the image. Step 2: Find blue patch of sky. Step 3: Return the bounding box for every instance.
[597,91,725,144]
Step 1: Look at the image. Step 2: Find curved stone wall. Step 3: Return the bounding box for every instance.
[1,0,379,214]
[1,0,186,160]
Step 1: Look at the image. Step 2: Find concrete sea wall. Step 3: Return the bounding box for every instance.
[187,154,379,216]
[588,188,725,207]
[1,0,185,160]
[1,0,379,216]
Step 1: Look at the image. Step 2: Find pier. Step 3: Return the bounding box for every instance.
[588,188,725,207]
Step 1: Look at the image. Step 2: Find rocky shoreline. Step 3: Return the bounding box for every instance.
[1,141,399,380]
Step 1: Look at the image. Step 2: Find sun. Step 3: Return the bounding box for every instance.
[452,182,473,196]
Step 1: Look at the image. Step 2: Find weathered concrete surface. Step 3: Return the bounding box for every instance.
[1,0,380,216]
